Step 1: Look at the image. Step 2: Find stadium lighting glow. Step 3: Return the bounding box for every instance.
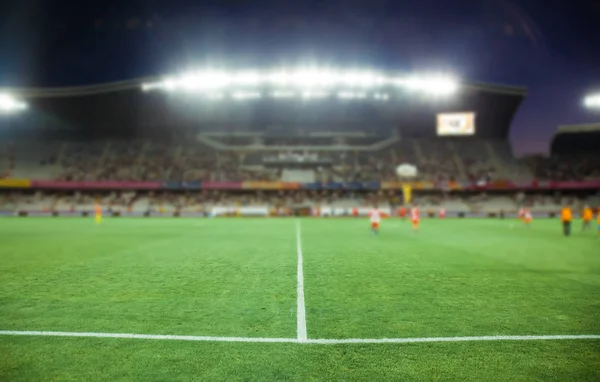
[402,76,458,95]
[0,93,27,113]
[206,93,225,100]
[140,69,459,97]
[301,91,330,99]
[373,93,389,100]
[337,91,367,99]
[271,91,296,98]
[231,91,262,100]
[584,94,600,108]
[235,71,262,86]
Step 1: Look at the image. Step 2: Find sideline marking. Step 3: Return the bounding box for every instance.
[0,331,598,344]
[296,220,308,342]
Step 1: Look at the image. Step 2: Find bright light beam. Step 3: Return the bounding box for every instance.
[139,69,460,97]
[584,93,600,109]
[0,94,27,113]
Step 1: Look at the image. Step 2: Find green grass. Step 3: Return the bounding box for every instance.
[1,217,599,381]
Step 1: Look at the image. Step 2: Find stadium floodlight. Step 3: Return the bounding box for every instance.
[271,91,296,98]
[231,91,262,100]
[141,82,160,91]
[354,72,379,88]
[339,72,370,87]
[235,71,262,86]
[179,71,231,91]
[401,75,458,95]
[584,93,600,108]
[139,69,461,97]
[267,71,293,86]
[0,93,27,113]
[338,91,368,99]
[291,70,336,88]
[337,91,354,99]
[301,90,329,99]
[373,93,390,100]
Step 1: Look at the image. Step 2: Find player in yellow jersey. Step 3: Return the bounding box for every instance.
[95,203,102,224]
[560,206,572,237]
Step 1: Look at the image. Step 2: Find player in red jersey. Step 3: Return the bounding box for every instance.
[522,208,532,227]
[399,206,407,219]
[410,205,420,232]
[438,207,446,219]
[518,207,532,227]
[369,207,382,235]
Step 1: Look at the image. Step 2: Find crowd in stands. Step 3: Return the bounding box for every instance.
[17,133,600,183]
[0,143,16,178]
[529,154,600,181]
[3,189,597,215]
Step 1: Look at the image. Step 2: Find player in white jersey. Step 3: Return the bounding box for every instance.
[369,207,382,235]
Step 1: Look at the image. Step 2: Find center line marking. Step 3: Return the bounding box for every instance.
[296,220,308,343]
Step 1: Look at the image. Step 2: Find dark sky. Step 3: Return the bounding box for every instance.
[1,0,600,155]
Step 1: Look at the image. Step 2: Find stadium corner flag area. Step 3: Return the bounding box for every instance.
[1,218,599,380]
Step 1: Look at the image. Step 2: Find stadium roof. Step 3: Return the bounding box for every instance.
[556,123,600,134]
[0,75,527,140]
[0,76,527,99]
[551,123,600,155]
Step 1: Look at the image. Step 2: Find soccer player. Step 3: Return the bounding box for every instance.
[560,205,572,237]
[522,208,532,227]
[369,206,381,235]
[438,207,446,219]
[597,208,600,238]
[518,207,525,221]
[95,203,102,224]
[411,204,420,232]
[399,206,407,219]
[582,205,593,231]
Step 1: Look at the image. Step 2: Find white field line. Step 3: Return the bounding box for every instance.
[0,331,296,343]
[306,334,600,344]
[0,331,598,344]
[296,220,308,343]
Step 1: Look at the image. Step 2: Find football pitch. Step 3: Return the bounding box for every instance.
[1,217,599,381]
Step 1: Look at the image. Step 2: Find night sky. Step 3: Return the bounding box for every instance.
[1,0,599,155]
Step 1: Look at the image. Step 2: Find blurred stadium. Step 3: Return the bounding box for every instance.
[0,70,598,216]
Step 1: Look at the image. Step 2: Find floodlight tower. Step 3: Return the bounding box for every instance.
[584,93,600,109]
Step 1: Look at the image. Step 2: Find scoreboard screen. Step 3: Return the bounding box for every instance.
[437,112,476,136]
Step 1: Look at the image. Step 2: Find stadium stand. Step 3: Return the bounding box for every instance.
[527,124,600,181]
[5,132,531,184]
[2,73,598,219]
[0,77,537,184]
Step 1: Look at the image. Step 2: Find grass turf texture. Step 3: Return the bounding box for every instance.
[1,217,599,380]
